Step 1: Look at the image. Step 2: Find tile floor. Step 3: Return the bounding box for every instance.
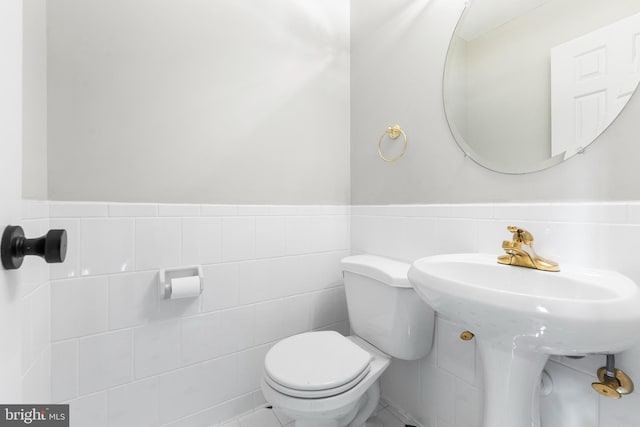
[218,401,417,427]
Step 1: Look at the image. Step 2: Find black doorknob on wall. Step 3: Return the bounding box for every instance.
[1,225,68,270]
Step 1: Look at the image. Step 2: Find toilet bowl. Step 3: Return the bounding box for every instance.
[262,332,390,427]
[261,255,436,427]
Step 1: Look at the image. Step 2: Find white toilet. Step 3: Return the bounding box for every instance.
[261,254,436,427]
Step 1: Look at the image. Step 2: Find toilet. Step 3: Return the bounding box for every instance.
[261,254,436,427]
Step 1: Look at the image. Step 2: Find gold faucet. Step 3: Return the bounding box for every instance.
[497,226,559,272]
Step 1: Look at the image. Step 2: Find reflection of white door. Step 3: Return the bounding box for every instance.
[551,12,640,158]
[0,0,25,400]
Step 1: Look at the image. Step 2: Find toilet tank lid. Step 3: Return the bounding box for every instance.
[341,255,411,288]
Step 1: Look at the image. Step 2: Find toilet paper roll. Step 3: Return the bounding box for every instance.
[170,276,202,299]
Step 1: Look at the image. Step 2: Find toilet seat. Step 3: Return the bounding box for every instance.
[264,331,372,399]
[264,363,371,398]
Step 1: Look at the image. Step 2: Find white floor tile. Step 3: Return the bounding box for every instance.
[374,409,407,427]
[238,408,281,427]
[379,404,423,427]
[272,407,294,426]
[224,404,414,427]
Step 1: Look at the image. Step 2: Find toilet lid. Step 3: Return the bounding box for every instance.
[264,331,372,393]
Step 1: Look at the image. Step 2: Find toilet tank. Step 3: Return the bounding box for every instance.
[341,255,435,360]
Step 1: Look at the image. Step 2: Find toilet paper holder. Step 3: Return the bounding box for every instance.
[159,266,203,299]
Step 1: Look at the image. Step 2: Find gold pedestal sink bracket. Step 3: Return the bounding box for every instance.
[591,354,634,399]
[460,331,475,341]
[497,226,559,272]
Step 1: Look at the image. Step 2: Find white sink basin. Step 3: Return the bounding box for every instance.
[408,253,640,427]
[409,253,640,355]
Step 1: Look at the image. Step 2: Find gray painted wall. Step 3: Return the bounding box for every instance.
[35,0,640,204]
[22,0,47,200]
[47,0,350,204]
[351,0,640,204]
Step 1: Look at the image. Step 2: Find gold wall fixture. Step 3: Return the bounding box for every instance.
[460,331,475,341]
[591,355,634,398]
[497,226,560,272]
[377,124,408,162]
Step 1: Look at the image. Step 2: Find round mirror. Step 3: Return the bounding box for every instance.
[443,0,640,173]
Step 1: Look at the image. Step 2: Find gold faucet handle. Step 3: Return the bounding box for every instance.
[502,240,520,250]
[507,226,534,246]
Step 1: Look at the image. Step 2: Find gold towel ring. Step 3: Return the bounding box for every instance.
[378,124,407,162]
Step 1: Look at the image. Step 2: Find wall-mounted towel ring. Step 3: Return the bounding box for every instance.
[378,124,407,162]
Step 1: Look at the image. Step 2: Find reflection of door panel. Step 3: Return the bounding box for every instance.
[551,12,640,158]
[574,90,606,148]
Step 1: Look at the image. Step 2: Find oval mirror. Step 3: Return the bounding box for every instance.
[443,0,640,173]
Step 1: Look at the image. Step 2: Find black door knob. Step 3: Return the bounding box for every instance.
[1,225,68,270]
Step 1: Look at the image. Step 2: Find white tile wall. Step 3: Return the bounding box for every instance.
[19,200,640,427]
[51,276,109,340]
[108,378,159,427]
[69,392,108,427]
[20,200,52,403]
[352,203,640,427]
[134,320,181,379]
[48,201,350,427]
[183,217,223,265]
[78,330,134,394]
[79,218,135,275]
[51,340,77,402]
[135,218,182,271]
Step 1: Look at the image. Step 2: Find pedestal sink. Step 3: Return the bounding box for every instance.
[408,253,640,427]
